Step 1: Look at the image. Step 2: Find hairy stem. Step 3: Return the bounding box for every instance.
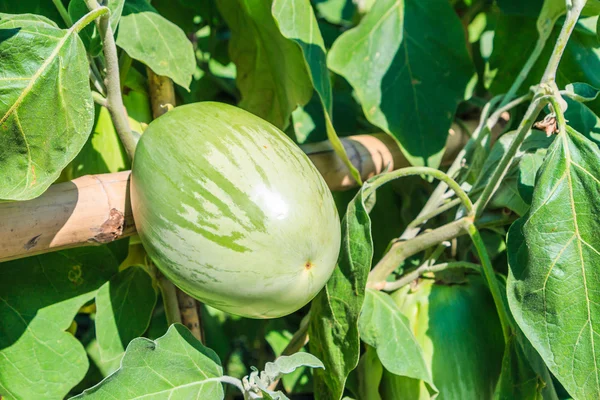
[92,91,108,107]
[85,0,137,161]
[367,218,472,288]
[382,261,482,292]
[467,223,513,342]
[365,167,474,216]
[540,0,587,84]
[52,0,73,27]
[405,198,462,231]
[473,98,546,216]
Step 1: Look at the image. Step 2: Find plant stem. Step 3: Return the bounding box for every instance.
[71,6,108,33]
[548,95,567,135]
[540,0,587,84]
[405,198,462,231]
[92,91,108,107]
[157,272,182,325]
[473,98,546,216]
[52,0,73,27]
[382,261,482,292]
[85,0,137,161]
[467,223,513,342]
[367,217,472,289]
[365,167,474,216]
[400,95,503,241]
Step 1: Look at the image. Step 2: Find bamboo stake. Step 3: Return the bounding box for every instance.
[0,119,498,263]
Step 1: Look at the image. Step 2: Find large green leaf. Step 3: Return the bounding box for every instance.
[217,0,313,129]
[327,0,473,167]
[359,289,436,393]
[309,182,373,400]
[0,247,122,400]
[116,0,195,90]
[0,13,94,200]
[272,0,362,185]
[94,266,157,375]
[507,126,600,399]
[68,0,124,56]
[72,324,224,399]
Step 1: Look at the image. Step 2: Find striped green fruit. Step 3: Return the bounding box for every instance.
[381,275,505,399]
[131,102,341,318]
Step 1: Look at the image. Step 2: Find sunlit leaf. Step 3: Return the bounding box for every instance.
[272,0,362,184]
[116,0,195,89]
[328,0,473,166]
[508,125,600,399]
[359,289,436,393]
[72,324,224,399]
[0,13,94,200]
[217,0,313,129]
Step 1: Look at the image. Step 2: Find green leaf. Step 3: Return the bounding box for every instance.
[272,0,362,184]
[518,149,547,205]
[309,182,373,400]
[0,13,94,200]
[327,0,473,167]
[0,247,122,400]
[359,289,436,393]
[116,0,195,90]
[564,82,600,102]
[94,266,157,374]
[62,106,130,180]
[353,345,383,400]
[507,125,600,399]
[72,324,224,399]
[68,0,124,56]
[472,130,553,215]
[217,0,313,129]
[495,334,551,400]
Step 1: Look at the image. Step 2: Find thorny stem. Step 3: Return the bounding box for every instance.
[382,261,482,292]
[52,0,73,27]
[467,223,513,342]
[85,0,137,161]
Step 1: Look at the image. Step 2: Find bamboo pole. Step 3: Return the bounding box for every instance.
[0,119,494,263]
